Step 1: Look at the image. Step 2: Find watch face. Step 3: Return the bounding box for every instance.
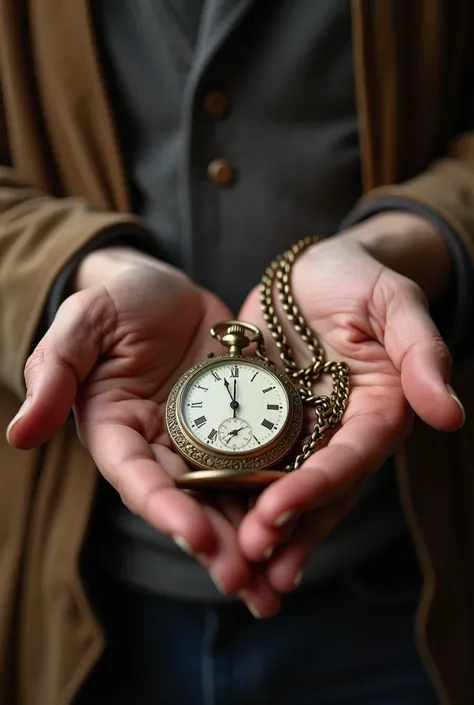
[180,359,290,454]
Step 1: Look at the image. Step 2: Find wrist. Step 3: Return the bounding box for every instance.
[73,245,165,292]
[338,211,452,301]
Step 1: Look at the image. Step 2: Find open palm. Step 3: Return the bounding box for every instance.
[237,238,464,592]
[9,258,280,615]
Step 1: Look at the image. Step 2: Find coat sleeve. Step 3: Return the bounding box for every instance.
[352,3,474,269]
[0,96,157,399]
[0,166,157,398]
[344,130,474,360]
[360,133,474,264]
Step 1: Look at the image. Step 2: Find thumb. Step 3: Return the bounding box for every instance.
[6,287,114,449]
[383,277,464,431]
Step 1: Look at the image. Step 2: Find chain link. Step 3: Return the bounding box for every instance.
[258,237,350,471]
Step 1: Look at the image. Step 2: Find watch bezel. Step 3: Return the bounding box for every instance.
[179,357,291,457]
[166,354,303,472]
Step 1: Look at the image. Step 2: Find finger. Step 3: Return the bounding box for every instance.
[264,492,358,594]
[89,432,278,611]
[213,493,249,528]
[382,277,464,430]
[239,411,401,561]
[237,510,298,562]
[238,571,282,619]
[198,506,281,616]
[7,288,113,448]
[182,502,251,594]
[85,423,219,555]
[208,494,283,616]
[216,491,296,560]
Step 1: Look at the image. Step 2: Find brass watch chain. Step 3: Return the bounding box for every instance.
[258,237,350,471]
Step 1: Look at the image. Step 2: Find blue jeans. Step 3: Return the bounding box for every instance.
[76,538,437,705]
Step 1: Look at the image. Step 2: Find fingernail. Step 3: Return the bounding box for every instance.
[6,397,33,442]
[446,385,465,425]
[263,546,274,560]
[293,570,303,590]
[239,597,262,619]
[173,535,195,557]
[274,510,296,528]
[246,602,263,619]
[210,571,227,595]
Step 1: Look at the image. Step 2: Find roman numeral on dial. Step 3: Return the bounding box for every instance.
[267,404,279,410]
[191,402,203,408]
[261,418,274,431]
[207,429,217,443]
[194,416,207,428]
[211,371,221,381]
[262,386,276,394]
[230,366,239,378]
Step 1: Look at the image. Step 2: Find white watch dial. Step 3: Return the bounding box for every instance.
[181,360,289,453]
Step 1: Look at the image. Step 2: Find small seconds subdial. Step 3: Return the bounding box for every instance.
[180,359,289,454]
[218,417,253,451]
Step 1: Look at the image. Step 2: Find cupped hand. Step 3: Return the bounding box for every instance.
[6,247,281,617]
[238,234,465,594]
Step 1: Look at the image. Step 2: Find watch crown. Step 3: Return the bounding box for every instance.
[227,324,245,335]
[221,323,250,356]
[210,320,263,357]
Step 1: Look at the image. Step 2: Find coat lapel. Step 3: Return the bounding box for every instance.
[194,0,257,66]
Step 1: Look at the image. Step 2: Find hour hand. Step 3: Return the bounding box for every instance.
[226,426,244,439]
[225,427,243,444]
[224,378,239,416]
[223,378,234,401]
[225,429,238,443]
[232,379,238,417]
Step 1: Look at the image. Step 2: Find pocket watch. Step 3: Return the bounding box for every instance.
[166,237,350,490]
[166,321,304,489]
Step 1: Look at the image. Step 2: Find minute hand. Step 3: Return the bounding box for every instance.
[232,379,238,417]
[223,379,234,401]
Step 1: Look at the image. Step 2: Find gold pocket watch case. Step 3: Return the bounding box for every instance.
[166,322,303,490]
